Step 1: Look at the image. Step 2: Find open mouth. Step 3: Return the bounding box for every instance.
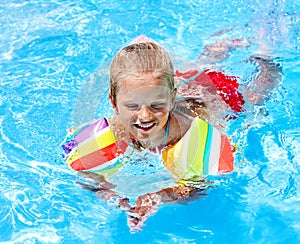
[134,122,156,131]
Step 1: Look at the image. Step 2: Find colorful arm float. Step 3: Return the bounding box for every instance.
[162,117,234,180]
[62,118,128,172]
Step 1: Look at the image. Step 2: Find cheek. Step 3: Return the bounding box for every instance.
[156,109,170,117]
[118,107,135,123]
[153,111,170,124]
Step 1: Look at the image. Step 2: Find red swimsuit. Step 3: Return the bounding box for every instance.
[175,70,245,113]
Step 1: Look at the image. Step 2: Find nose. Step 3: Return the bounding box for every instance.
[137,105,153,121]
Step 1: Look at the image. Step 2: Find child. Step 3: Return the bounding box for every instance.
[62,36,281,231]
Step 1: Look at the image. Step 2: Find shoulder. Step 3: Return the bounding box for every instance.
[167,111,193,146]
[108,116,130,142]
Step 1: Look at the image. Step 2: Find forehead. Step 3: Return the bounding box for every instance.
[117,73,171,99]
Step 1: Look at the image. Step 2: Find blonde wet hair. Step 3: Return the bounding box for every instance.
[109,42,174,102]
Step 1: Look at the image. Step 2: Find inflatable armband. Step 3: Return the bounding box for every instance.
[62,118,128,171]
[162,117,234,179]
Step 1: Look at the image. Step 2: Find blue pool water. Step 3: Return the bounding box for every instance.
[1,0,300,243]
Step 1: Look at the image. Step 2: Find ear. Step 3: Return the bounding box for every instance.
[109,93,119,114]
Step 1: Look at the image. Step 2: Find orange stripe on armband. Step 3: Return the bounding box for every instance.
[218,135,234,173]
[69,141,128,171]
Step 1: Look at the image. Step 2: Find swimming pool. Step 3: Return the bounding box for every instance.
[1,0,300,242]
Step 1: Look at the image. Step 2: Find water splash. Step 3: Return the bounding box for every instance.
[250,0,299,54]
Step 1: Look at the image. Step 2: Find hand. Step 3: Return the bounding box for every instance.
[127,193,162,232]
[126,186,195,232]
[172,185,194,199]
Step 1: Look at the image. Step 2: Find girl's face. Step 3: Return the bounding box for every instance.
[111,72,176,145]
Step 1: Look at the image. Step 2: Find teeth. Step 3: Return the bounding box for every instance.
[137,123,153,128]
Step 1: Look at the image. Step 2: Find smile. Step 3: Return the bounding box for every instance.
[134,122,156,130]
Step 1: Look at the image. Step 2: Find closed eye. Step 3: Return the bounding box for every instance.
[151,102,166,109]
[124,104,139,110]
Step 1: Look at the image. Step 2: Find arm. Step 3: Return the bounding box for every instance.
[77,172,201,231]
[127,184,207,232]
[77,171,131,211]
[78,172,210,232]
